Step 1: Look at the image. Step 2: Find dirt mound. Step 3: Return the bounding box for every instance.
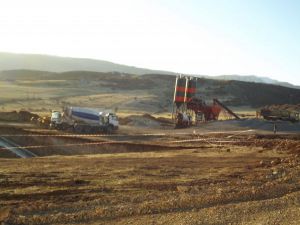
[119,114,173,128]
[0,110,39,122]
[250,134,300,155]
[264,104,300,112]
[122,114,161,128]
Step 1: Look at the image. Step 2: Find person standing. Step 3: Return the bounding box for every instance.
[273,122,277,134]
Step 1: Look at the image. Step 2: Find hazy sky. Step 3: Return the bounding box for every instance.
[0,0,299,84]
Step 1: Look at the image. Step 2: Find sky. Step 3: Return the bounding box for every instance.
[0,0,299,84]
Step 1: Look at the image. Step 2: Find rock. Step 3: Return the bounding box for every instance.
[271,167,286,179]
[271,158,281,166]
[0,208,11,223]
[176,185,190,193]
[259,160,266,167]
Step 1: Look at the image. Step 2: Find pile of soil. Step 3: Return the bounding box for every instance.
[119,114,172,128]
[264,104,300,112]
[0,111,39,122]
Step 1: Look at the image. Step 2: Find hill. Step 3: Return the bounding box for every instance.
[0,70,300,114]
[205,75,300,89]
[0,52,174,75]
[0,52,298,89]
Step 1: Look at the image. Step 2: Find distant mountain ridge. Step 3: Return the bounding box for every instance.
[0,52,298,89]
[0,52,174,75]
[203,75,300,89]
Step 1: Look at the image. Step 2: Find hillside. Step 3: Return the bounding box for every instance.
[0,70,300,114]
[0,52,298,89]
[0,52,174,75]
[206,75,300,89]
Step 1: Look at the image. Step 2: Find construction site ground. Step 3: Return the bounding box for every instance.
[0,117,300,224]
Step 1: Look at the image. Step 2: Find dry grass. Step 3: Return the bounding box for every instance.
[0,79,160,115]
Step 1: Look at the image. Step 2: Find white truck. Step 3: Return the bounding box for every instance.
[50,107,119,133]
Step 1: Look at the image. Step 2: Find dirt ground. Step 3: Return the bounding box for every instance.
[0,122,300,225]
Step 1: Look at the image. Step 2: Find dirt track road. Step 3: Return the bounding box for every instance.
[0,123,299,224]
[0,137,36,158]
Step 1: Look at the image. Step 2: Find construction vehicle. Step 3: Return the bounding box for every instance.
[50,107,119,133]
[260,108,299,122]
[175,112,192,128]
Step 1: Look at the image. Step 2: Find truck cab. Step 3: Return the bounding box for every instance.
[100,112,119,130]
[290,111,300,122]
[108,113,119,129]
[50,110,62,128]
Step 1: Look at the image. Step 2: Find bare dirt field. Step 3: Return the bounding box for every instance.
[0,121,300,225]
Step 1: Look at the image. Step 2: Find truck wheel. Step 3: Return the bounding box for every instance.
[106,125,113,134]
[74,126,82,133]
[82,127,88,134]
[86,127,92,134]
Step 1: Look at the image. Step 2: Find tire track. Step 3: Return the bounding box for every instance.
[0,137,37,158]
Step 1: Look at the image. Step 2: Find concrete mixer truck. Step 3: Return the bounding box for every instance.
[50,106,119,133]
